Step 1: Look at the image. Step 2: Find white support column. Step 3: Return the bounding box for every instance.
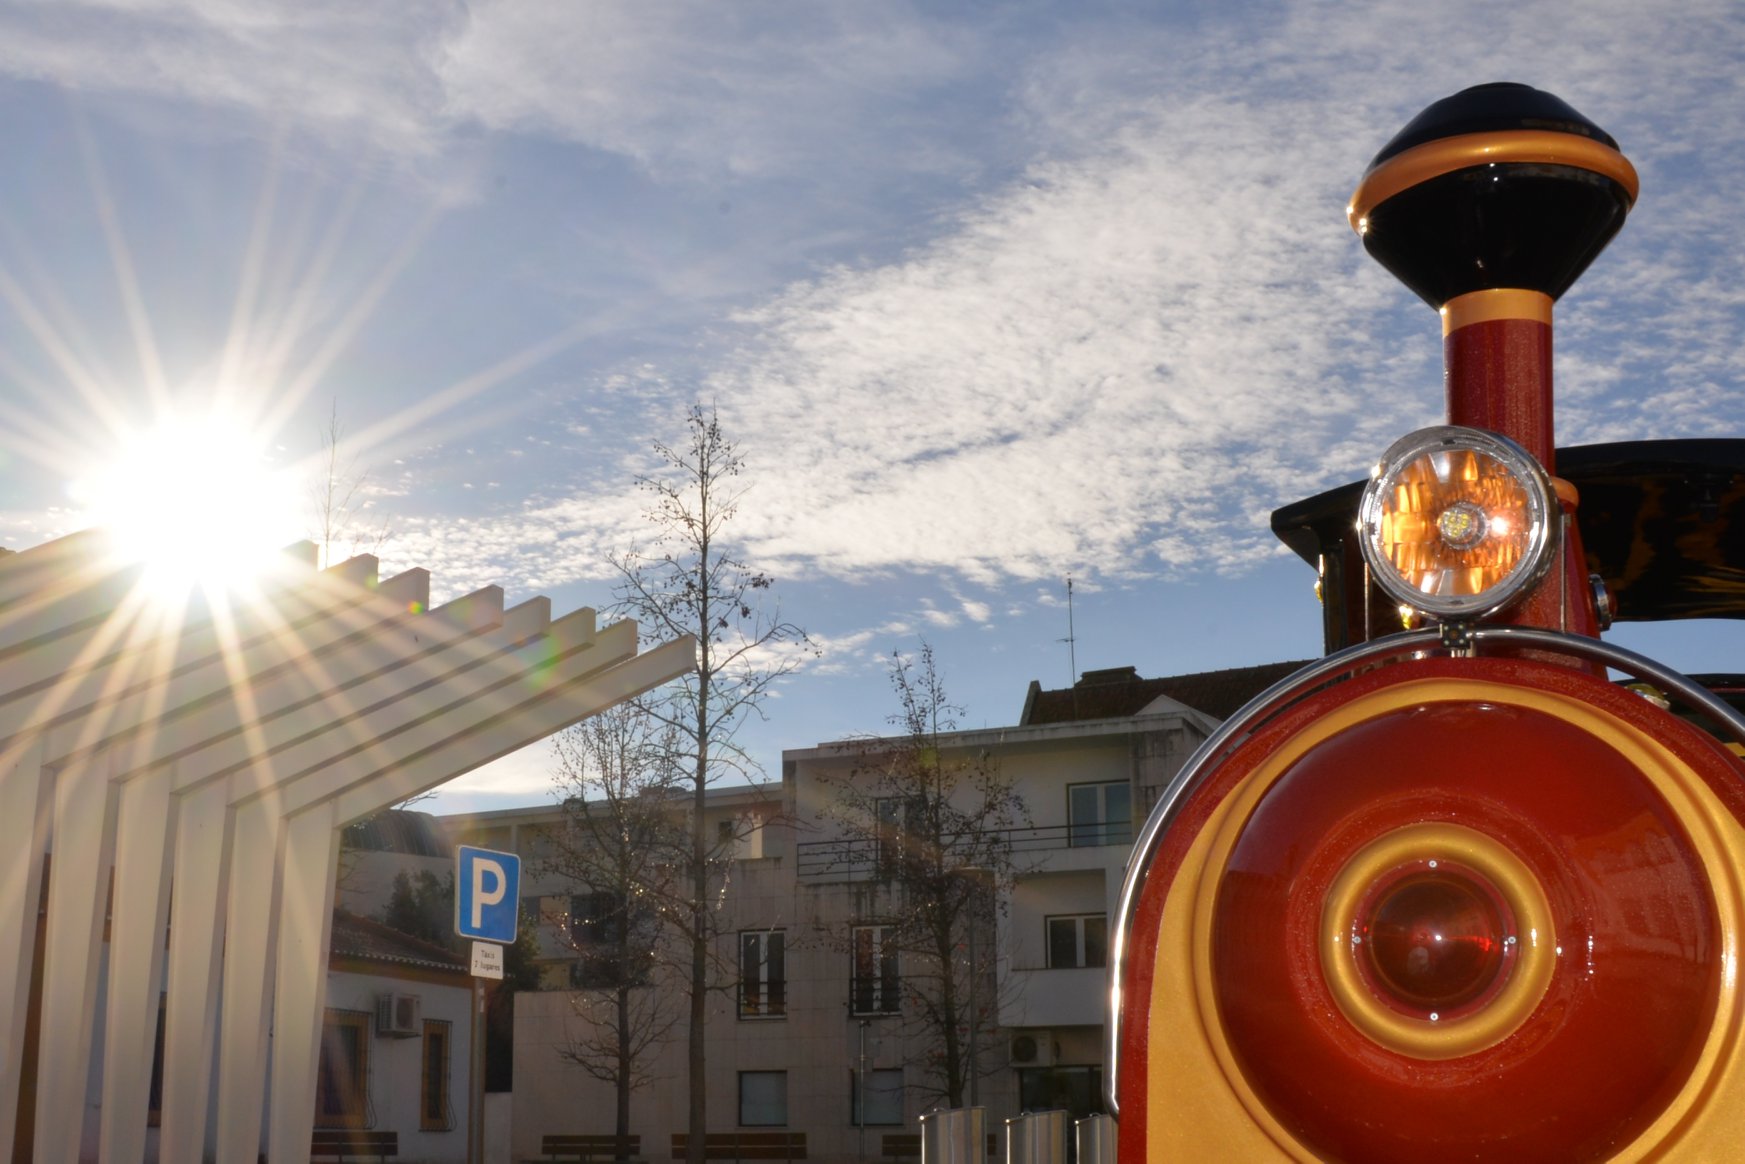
[97,772,175,1164]
[266,802,342,1164]
[212,797,284,1164]
[0,531,696,1164]
[0,738,47,1159]
[157,780,232,1164]
[33,756,120,1164]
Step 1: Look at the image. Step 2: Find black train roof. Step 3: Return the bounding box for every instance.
[1272,438,1745,623]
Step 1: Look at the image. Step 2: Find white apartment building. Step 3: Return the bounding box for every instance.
[443,661,1300,1163]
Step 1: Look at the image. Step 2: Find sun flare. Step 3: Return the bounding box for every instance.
[73,411,303,599]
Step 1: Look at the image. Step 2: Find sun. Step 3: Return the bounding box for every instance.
[73,410,304,600]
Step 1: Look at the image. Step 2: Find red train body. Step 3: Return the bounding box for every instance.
[1110,84,1745,1162]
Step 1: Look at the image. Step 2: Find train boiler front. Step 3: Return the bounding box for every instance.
[1110,85,1745,1162]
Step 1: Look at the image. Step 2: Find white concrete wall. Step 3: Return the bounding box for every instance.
[483,1092,514,1164]
[324,969,474,1164]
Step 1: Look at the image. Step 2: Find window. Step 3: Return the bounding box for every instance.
[1068,781,1131,847]
[420,1019,453,1131]
[570,891,632,988]
[1018,1065,1104,1118]
[739,930,786,1018]
[315,1009,371,1128]
[739,1070,788,1126]
[851,924,900,1015]
[874,796,922,875]
[718,812,767,860]
[570,891,624,946]
[1047,914,1108,969]
[563,891,655,989]
[851,1067,904,1126]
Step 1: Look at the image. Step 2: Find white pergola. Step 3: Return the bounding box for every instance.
[0,531,695,1164]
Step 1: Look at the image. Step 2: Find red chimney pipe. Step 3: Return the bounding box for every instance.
[1349,83,1640,638]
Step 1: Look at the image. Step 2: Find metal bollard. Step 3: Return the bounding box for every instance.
[921,1107,987,1164]
[1005,1110,1068,1164]
[1075,1114,1115,1164]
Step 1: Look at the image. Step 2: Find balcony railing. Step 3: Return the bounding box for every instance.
[737,981,787,1019]
[849,975,902,1016]
[795,820,1133,880]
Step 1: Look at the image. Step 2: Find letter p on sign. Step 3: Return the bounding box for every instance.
[472,859,505,928]
[455,845,521,944]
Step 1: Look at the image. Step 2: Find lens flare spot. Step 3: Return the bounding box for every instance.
[72,410,300,602]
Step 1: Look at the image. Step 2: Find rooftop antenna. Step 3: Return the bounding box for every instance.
[1061,575,1078,687]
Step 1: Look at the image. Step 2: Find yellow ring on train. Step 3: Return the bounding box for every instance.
[1349,129,1641,233]
[1320,822,1557,1060]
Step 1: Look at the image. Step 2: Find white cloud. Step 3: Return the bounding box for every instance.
[663,0,1745,590]
[0,0,460,156]
[0,0,1000,192]
[380,0,1745,605]
[16,0,1745,608]
[700,88,1405,585]
[439,737,556,798]
[434,0,984,182]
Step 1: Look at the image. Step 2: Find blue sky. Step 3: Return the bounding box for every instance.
[1,0,1741,813]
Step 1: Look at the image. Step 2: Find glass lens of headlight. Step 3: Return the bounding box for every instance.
[1358,426,1556,621]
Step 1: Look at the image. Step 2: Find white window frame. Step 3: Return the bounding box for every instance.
[1068,781,1132,848]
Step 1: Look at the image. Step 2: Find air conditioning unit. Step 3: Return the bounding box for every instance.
[1008,1031,1058,1067]
[375,992,422,1038]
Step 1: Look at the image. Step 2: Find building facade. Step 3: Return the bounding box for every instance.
[444,662,1298,1162]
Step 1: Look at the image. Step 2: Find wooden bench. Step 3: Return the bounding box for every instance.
[544,1134,643,1161]
[311,1129,398,1162]
[671,1132,807,1161]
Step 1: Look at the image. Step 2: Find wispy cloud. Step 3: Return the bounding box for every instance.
[8,0,1745,613]
[435,0,990,183]
[0,1,459,157]
[0,0,1007,193]
[672,0,1745,590]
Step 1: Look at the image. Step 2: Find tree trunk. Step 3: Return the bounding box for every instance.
[687,694,709,1164]
[939,922,964,1108]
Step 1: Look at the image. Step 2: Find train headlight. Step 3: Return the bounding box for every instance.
[1358,426,1556,621]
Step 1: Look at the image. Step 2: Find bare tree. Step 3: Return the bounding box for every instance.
[610,406,810,1161]
[308,400,392,570]
[543,705,687,1152]
[814,644,1027,1108]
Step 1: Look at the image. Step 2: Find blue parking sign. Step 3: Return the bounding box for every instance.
[455,845,521,943]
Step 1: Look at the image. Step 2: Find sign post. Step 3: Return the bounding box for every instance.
[456,846,520,1164]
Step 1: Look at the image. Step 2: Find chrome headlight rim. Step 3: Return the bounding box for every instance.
[1357,424,1558,622]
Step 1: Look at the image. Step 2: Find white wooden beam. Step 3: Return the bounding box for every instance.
[0,530,696,1164]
